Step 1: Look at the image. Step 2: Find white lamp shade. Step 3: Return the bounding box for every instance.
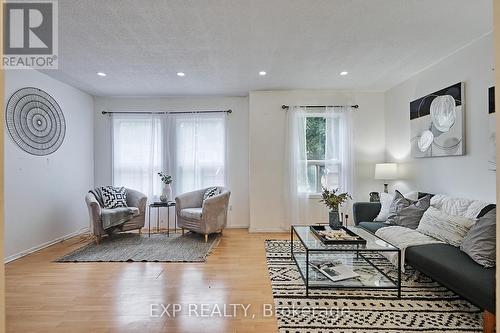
[375,163,398,180]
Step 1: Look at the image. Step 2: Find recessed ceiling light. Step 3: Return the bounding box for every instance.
[97,72,107,77]
[177,72,185,77]
[259,71,267,76]
[340,71,348,76]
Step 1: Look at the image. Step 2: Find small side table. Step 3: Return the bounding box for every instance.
[148,201,176,237]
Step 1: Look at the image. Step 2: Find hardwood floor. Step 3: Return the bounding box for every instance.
[6,229,289,333]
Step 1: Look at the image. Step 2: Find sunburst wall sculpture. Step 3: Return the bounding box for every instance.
[6,87,66,156]
[410,82,465,158]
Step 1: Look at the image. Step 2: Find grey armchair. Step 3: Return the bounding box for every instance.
[85,188,147,244]
[175,187,231,242]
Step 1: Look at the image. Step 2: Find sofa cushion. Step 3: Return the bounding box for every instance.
[180,208,203,220]
[374,192,394,221]
[478,204,496,218]
[386,190,413,223]
[358,221,389,234]
[390,195,431,229]
[406,243,495,313]
[430,194,489,219]
[417,206,476,247]
[461,208,496,267]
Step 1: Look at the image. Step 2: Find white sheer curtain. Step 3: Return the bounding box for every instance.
[284,106,353,228]
[325,106,354,196]
[173,113,227,194]
[284,106,309,227]
[111,112,227,201]
[112,114,162,201]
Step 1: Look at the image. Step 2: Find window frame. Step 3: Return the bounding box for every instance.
[302,113,341,196]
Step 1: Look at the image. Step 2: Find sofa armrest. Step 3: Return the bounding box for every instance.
[85,192,102,235]
[352,202,381,225]
[126,188,147,213]
[175,188,206,211]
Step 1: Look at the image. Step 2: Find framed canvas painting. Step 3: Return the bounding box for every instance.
[410,82,465,158]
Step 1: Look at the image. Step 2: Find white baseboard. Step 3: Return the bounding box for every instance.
[225,225,249,229]
[5,227,89,263]
[248,227,287,233]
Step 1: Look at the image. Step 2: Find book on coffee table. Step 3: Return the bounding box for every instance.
[310,260,359,282]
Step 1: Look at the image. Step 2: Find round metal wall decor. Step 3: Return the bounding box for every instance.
[6,87,66,156]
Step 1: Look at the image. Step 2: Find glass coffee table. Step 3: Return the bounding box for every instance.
[291,225,401,297]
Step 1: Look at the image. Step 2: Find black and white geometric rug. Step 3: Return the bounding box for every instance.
[265,240,482,333]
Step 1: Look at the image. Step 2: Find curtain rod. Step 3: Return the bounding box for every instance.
[101,109,232,115]
[281,104,359,110]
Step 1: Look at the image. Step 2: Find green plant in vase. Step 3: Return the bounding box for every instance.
[320,187,351,230]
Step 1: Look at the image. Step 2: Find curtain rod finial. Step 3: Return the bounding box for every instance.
[228,109,232,113]
[282,105,288,109]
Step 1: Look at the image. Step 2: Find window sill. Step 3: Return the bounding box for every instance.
[298,193,323,199]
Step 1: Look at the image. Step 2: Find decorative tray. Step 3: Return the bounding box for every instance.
[310,225,367,245]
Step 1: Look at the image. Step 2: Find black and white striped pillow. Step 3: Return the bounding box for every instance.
[203,187,221,200]
[101,186,128,209]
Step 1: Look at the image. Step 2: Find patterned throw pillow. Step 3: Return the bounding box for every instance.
[417,206,476,247]
[203,187,221,200]
[101,186,128,209]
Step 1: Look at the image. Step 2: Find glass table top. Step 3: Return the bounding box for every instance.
[292,225,398,252]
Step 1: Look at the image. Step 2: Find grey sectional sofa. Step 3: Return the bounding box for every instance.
[353,200,495,326]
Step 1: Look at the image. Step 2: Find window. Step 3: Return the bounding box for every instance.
[112,115,162,197]
[303,115,340,194]
[112,113,226,199]
[175,115,226,194]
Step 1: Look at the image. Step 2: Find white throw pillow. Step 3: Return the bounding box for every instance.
[417,206,476,247]
[374,192,395,222]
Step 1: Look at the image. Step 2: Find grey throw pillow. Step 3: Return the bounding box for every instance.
[386,190,413,224]
[391,195,431,229]
[460,208,496,267]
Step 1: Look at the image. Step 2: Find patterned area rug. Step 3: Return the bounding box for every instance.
[265,240,482,333]
[56,232,220,262]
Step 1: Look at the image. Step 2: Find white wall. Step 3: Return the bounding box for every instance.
[4,70,94,261]
[385,34,495,202]
[93,96,250,228]
[248,90,386,231]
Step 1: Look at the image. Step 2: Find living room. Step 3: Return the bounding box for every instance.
[1,0,499,332]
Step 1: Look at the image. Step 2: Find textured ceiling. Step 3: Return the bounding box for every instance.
[41,0,492,96]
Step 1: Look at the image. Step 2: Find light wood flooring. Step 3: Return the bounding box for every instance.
[6,229,289,333]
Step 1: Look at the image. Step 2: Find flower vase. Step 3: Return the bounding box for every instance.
[160,183,172,202]
[329,208,342,230]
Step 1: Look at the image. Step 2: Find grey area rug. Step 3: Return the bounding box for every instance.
[57,232,220,262]
[265,240,482,333]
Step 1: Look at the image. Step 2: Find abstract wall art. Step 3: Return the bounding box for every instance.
[5,87,66,156]
[410,82,465,158]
